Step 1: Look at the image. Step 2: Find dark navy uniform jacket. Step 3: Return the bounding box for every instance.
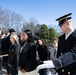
[53,30,76,75]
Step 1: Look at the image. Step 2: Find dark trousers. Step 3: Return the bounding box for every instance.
[7,64,17,75]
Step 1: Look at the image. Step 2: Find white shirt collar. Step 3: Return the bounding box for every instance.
[65,27,74,40]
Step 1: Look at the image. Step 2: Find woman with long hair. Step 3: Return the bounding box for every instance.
[18,30,38,75]
[37,39,50,75]
[7,34,20,75]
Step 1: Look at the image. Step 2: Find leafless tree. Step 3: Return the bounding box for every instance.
[22,17,38,35]
[0,7,25,33]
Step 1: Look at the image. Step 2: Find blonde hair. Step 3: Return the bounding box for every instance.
[10,34,20,45]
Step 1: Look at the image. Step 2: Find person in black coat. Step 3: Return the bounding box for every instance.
[5,29,16,54]
[18,30,38,75]
[37,39,49,75]
[7,34,20,75]
[2,29,16,67]
[37,13,76,75]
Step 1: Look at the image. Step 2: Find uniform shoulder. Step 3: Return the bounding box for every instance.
[73,30,76,35]
[72,30,76,38]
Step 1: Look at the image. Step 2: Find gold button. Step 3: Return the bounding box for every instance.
[62,69,64,72]
[61,53,62,55]
[68,72,70,75]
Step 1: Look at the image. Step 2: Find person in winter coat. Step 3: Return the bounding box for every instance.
[7,34,20,75]
[18,30,38,75]
[37,39,49,75]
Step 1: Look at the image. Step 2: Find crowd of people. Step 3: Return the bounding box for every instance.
[0,28,58,75]
[0,13,76,75]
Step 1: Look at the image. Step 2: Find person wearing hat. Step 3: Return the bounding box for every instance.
[3,29,16,54]
[1,29,16,69]
[37,13,76,75]
[18,30,38,75]
[7,34,20,75]
[9,29,15,34]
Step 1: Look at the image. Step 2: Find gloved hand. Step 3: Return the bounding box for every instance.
[36,61,55,72]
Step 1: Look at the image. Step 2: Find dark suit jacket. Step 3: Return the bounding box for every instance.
[53,30,76,75]
[19,41,38,72]
[5,35,11,54]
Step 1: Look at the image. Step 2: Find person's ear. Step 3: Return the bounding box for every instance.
[66,21,69,28]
